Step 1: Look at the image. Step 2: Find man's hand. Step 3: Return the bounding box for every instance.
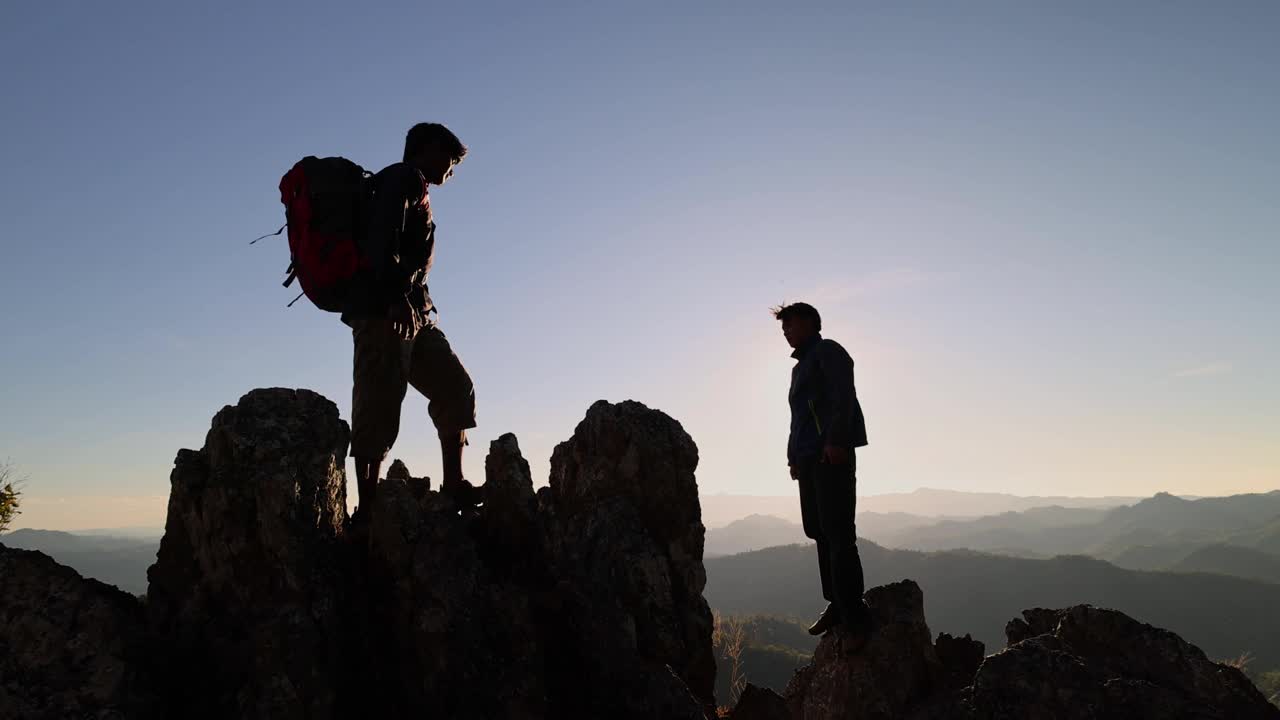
[388,298,416,340]
[789,464,800,481]
[821,444,849,465]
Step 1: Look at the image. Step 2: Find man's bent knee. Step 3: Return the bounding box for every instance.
[425,376,477,432]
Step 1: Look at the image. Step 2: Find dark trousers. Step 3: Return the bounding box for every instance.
[797,452,866,621]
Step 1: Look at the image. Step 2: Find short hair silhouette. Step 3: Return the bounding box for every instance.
[772,302,822,332]
[404,123,468,163]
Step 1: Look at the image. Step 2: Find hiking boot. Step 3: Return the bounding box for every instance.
[440,477,480,508]
[807,603,842,636]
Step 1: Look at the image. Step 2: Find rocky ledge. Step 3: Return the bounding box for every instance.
[2,388,1276,719]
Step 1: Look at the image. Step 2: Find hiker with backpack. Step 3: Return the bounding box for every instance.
[273,122,476,523]
[775,302,874,649]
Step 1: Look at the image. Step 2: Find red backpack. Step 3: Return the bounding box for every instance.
[257,156,372,311]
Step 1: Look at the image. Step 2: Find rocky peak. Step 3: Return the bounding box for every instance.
[774,580,976,720]
[544,398,716,717]
[3,388,1277,719]
[2,388,715,719]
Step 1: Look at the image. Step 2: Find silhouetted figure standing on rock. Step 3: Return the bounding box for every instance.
[345,123,477,523]
[775,302,873,645]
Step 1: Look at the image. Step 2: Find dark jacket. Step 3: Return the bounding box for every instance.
[787,334,868,465]
[342,162,435,322]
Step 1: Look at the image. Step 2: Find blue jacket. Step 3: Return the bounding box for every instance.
[787,334,868,464]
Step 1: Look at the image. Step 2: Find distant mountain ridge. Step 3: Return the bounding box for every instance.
[0,529,156,595]
[13,489,1278,593]
[875,490,1280,563]
[853,487,1148,517]
[1,528,157,553]
[705,514,808,557]
[700,487,1145,528]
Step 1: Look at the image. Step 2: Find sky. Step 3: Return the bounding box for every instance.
[1,1,1277,530]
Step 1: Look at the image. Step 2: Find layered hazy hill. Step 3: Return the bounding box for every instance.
[706,541,1280,670]
[703,489,1280,582]
[706,514,808,558]
[699,487,1143,528]
[0,528,157,594]
[871,491,1280,577]
[704,511,943,557]
[8,488,1278,592]
[1168,544,1280,584]
[704,485,1280,700]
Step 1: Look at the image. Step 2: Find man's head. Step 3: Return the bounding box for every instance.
[403,122,468,185]
[773,302,822,349]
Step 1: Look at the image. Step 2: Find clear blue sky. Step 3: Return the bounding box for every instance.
[2,1,1277,529]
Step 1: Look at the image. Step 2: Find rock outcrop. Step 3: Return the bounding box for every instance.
[728,582,1279,720]
[0,388,716,720]
[731,684,791,720]
[4,387,1278,720]
[544,399,717,718]
[781,580,965,720]
[362,440,547,718]
[146,388,351,719]
[966,605,1280,719]
[0,547,161,720]
[356,400,716,719]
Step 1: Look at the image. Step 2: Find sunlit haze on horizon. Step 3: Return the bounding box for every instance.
[2,2,1276,530]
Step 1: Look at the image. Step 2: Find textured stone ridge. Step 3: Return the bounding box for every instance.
[0,546,161,720]
[145,388,352,719]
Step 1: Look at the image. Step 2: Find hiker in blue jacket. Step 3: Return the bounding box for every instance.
[774,302,873,646]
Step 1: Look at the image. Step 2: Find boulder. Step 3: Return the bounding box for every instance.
[969,605,1280,719]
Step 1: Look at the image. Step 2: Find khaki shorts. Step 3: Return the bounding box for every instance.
[349,316,476,460]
